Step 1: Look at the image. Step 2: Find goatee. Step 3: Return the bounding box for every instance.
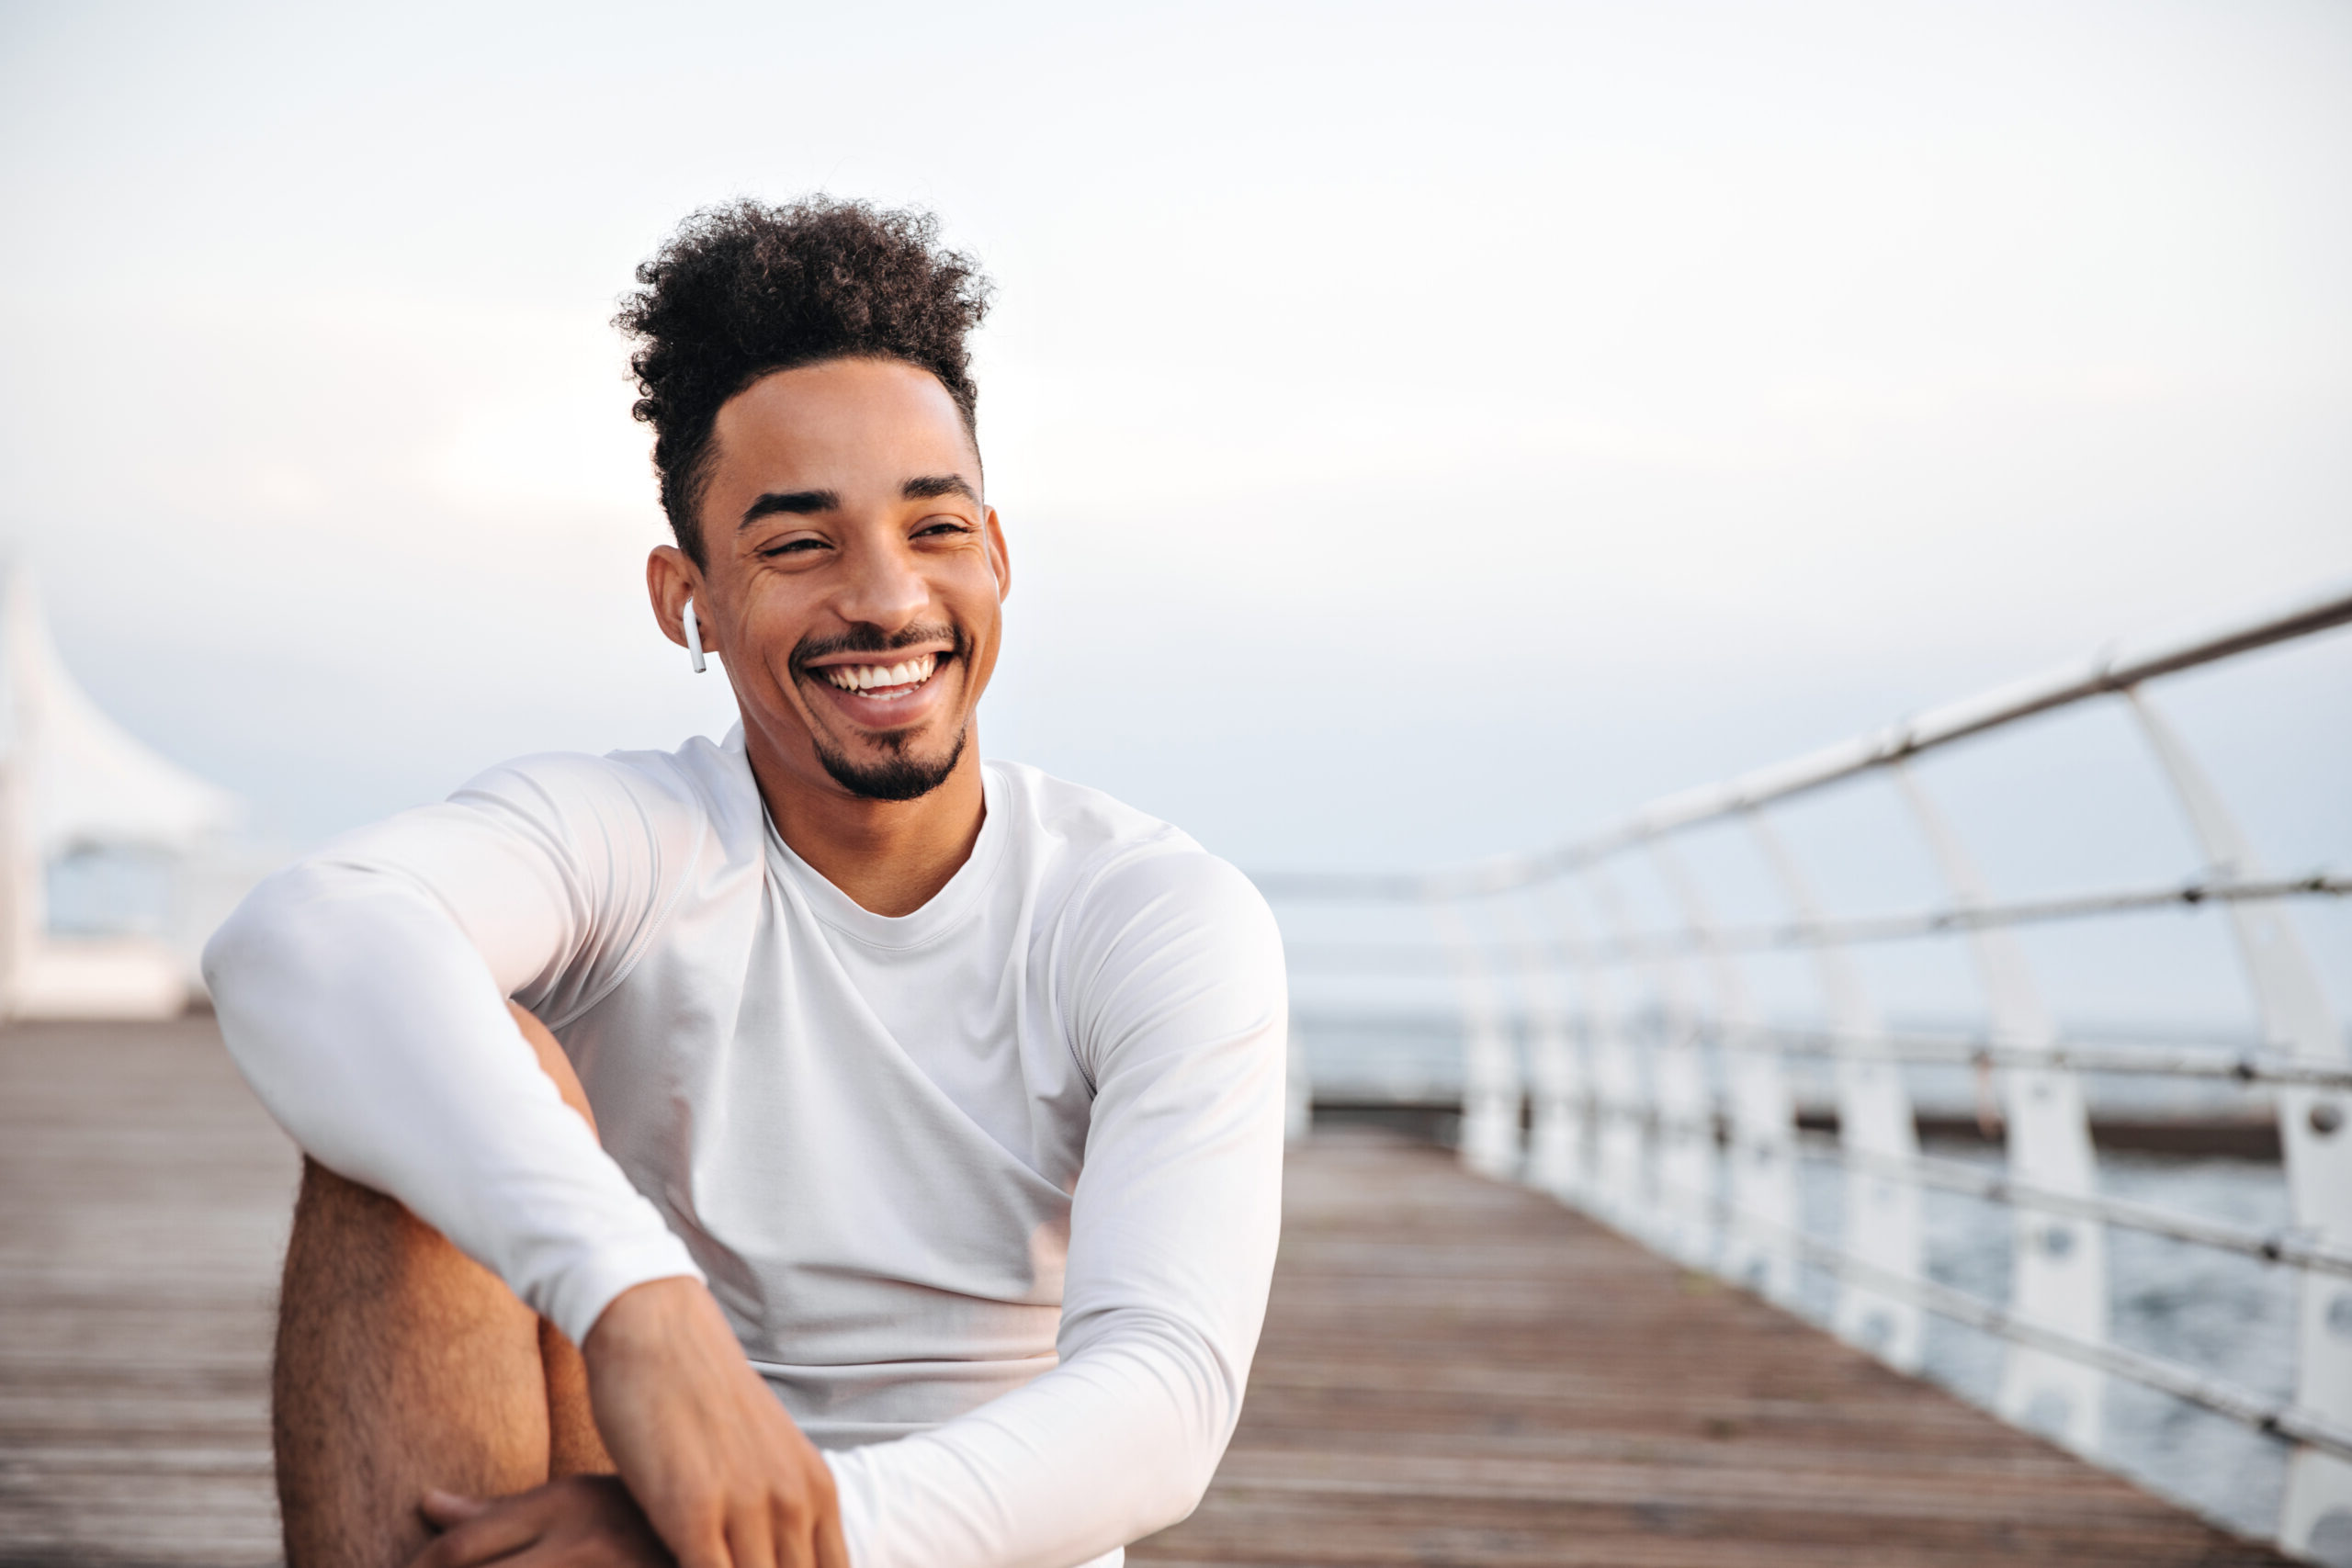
[813,724,967,802]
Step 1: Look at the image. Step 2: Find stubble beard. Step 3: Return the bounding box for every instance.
[812,721,968,802]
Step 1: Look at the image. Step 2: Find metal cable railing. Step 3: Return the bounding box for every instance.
[1655,1172,2352,1466]
[1576,1092,2352,1279]
[1582,1098,2352,1278]
[1792,1134,2352,1280]
[1283,871,2349,971]
[1734,1024,2352,1093]
[1257,580,2352,902]
[1295,1010,2352,1092]
[1258,580,2352,1557]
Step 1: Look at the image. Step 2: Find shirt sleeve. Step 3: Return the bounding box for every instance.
[200,753,707,1345]
[822,847,1289,1568]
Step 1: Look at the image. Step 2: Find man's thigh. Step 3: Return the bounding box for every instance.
[273,1007,608,1567]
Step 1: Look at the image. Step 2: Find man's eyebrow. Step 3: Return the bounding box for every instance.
[901,474,979,503]
[740,490,842,527]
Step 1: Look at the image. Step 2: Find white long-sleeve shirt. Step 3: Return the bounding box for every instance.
[202,731,1288,1568]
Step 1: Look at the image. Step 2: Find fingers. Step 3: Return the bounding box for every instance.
[407,1500,543,1568]
[635,1469,834,1568]
[782,1462,841,1568]
[584,1280,843,1568]
[419,1489,490,1529]
[812,1507,851,1568]
[650,1499,729,1568]
[727,1503,779,1568]
[639,1482,833,1568]
[413,1477,678,1568]
[765,1463,841,1568]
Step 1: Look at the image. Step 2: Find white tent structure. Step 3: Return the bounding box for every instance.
[0,568,241,1018]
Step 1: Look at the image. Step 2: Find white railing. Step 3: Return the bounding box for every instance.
[1259,581,2352,1561]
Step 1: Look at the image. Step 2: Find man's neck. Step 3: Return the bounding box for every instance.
[745,742,988,919]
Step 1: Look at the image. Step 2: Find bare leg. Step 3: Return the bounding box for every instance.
[541,1315,615,1478]
[274,1004,613,1568]
[514,1009,616,1481]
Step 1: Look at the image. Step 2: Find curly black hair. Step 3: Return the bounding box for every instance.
[616,197,994,563]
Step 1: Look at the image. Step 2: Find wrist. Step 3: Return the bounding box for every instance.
[582,1274,710,1368]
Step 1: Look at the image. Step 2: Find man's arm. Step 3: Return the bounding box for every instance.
[204,757,704,1340]
[206,755,849,1568]
[822,848,1288,1568]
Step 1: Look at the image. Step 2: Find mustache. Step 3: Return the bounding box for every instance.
[791,621,965,673]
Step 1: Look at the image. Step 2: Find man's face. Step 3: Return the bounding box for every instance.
[681,357,1006,803]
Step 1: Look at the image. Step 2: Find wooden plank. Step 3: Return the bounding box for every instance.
[1131,1132,2290,1567]
[0,1020,292,1566]
[0,1022,2290,1565]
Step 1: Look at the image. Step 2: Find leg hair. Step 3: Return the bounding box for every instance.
[272,1004,613,1568]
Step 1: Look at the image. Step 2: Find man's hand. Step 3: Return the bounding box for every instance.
[409,1478,673,1567]
[582,1277,849,1568]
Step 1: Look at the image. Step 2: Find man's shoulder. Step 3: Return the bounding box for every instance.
[986,761,1271,934]
[453,730,760,842]
[988,760,1190,854]
[986,759,1213,890]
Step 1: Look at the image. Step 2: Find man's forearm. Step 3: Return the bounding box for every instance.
[206,862,702,1343]
[821,1305,1249,1568]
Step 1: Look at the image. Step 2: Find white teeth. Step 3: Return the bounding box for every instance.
[822,653,938,693]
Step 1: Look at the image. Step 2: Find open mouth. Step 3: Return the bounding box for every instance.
[811,651,942,704]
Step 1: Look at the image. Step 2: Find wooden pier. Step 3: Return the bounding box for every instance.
[1128,1130,2285,1566]
[1,1021,2288,1565]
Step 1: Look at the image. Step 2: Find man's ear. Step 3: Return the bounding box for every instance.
[646,546,708,652]
[984,507,1012,603]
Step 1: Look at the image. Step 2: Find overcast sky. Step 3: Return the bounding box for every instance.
[2,0,2346,902]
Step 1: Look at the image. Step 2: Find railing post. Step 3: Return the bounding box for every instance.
[1545,880,1657,1241]
[1435,899,1522,1180]
[1747,807,1927,1373]
[1649,839,1798,1305]
[1499,897,1588,1203]
[1589,864,1718,1270]
[2130,689,2352,1557]
[1892,761,2106,1455]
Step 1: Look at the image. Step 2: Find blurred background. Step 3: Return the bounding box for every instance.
[4,0,2352,1551]
[1,0,2345,866]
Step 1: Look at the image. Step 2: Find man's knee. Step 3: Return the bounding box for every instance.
[285,1156,437,1280]
[281,1156,516,1345]
[507,1001,597,1137]
[269,1011,610,1562]
[282,1003,593,1311]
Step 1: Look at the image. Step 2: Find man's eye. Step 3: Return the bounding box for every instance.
[914,520,970,539]
[762,537,828,557]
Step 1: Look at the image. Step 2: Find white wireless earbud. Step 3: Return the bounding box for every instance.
[682,596,707,674]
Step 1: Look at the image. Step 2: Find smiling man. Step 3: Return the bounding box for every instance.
[204,199,1288,1568]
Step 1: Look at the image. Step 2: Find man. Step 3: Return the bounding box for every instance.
[205,198,1288,1568]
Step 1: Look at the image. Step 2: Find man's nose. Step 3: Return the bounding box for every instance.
[832,538,931,631]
